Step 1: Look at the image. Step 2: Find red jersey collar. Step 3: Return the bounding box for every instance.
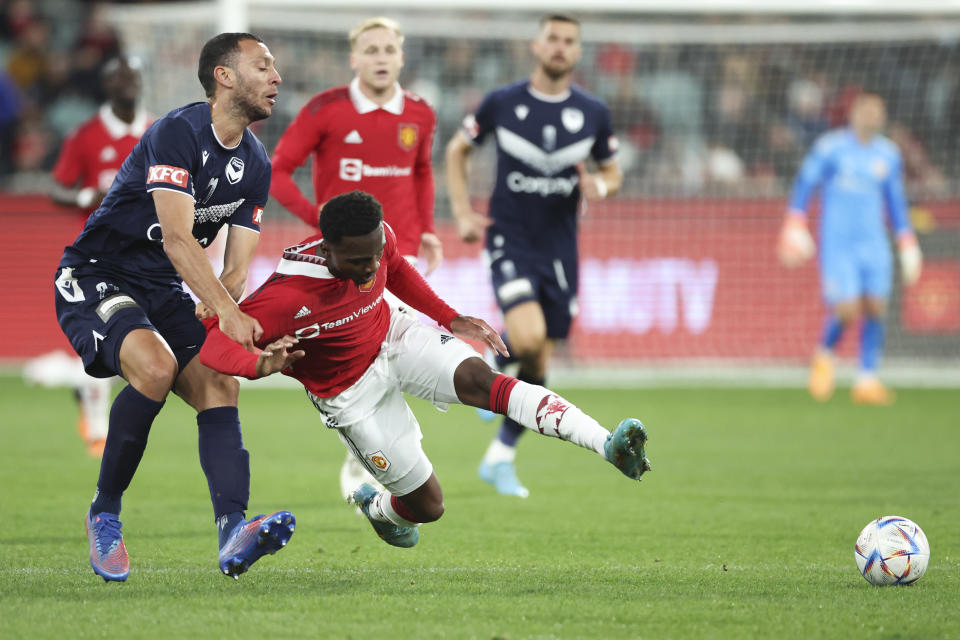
[349,77,404,115]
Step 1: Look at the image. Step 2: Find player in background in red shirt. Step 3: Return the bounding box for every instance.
[270,16,442,499]
[200,191,651,549]
[23,56,152,458]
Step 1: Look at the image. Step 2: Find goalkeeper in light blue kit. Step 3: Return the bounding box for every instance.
[777,92,922,404]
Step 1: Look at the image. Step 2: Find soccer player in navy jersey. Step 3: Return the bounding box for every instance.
[54,33,293,582]
[445,14,623,497]
[777,93,922,405]
[200,191,650,549]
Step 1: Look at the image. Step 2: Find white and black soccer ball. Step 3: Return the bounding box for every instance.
[855,516,930,586]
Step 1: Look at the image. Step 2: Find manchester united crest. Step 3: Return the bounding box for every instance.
[398,123,418,150]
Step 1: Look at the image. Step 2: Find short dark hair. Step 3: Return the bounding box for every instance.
[319,191,384,244]
[540,13,580,28]
[197,32,262,98]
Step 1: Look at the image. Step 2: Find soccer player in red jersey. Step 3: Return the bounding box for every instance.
[51,56,152,227]
[200,191,651,549]
[270,16,442,498]
[25,56,152,458]
[270,17,441,271]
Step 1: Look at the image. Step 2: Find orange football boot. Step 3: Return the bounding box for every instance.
[808,352,835,402]
[851,378,895,406]
[86,438,106,458]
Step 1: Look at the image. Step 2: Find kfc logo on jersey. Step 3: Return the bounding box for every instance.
[252,206,264,225]
[340,158,363,182]
[398,124,418,151]
[147,164,189,188]
[225,157,245,184]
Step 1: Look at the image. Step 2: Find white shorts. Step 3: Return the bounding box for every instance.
[307,306,478,496]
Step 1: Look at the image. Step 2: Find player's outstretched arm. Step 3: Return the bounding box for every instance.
[445,132,491,243]
[450,315,509,359]
[153,190,263,350]
[255,336,306,377]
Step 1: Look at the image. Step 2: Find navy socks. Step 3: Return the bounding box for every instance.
[197,406,250,525]
[91,385,164,516]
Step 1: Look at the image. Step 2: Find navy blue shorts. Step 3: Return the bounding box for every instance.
[54,263,205,379]
[486,236,579,340]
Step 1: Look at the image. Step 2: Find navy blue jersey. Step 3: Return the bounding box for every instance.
[60,101,270,280]
[463,80,617,255]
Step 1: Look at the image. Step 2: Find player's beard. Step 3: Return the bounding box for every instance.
[540,59,573,82]
[233,75,271,123]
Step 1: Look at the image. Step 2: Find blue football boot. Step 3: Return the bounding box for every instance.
[604,418,651,481]
[85,510,129,582]
[352,483,419,548]
[218,511,295,579]
[475,408,497,422]
[478,460,530,498]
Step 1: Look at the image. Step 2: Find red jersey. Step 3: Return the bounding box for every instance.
[199,225,458,397]
[52,105,152,222]
[270,79,436,256]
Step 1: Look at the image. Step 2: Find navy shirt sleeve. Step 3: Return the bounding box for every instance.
[228,159,270,233]
[590,101,617,164]
[463,90,498,146]
[143,116,196,197]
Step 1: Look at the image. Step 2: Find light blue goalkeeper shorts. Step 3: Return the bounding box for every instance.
[820,242,893,305]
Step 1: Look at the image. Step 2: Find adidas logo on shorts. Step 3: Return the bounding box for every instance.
[440,334,454,345]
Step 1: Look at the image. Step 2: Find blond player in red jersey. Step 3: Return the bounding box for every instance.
[200,191,650,549]
[24,56,152,457]
[270,16,441,498]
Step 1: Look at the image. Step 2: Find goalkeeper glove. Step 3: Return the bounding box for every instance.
[897,232,923,286]
[777,214,815,268]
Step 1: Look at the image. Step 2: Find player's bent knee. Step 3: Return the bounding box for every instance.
[453,358,497,408]
[188,370,239,410]
[124,355,177,397]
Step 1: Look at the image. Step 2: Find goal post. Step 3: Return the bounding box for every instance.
[104,2,960,385]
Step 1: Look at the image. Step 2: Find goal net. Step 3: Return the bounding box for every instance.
[105,2,960,383]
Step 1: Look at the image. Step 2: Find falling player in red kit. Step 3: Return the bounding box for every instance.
[200,191,651,549]
[24,56,152,457]
[270,16,441,499]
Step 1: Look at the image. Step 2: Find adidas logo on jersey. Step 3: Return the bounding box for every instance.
[294,305,311,319]
[344,130,363,144]
[440,334,455,345]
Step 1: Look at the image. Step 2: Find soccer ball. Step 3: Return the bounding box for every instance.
[854,516,930,586]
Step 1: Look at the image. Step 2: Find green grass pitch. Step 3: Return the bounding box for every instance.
[1,375,958,639]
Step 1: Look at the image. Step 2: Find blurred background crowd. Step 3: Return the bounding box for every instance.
[3,0,960,202]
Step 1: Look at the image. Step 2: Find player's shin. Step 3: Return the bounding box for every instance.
[860,317,886,374]
[197,407,249,544]
[91,385,164,515]
[489,374,608,455]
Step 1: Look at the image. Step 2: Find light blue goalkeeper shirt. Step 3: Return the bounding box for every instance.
[788,128,911,255]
